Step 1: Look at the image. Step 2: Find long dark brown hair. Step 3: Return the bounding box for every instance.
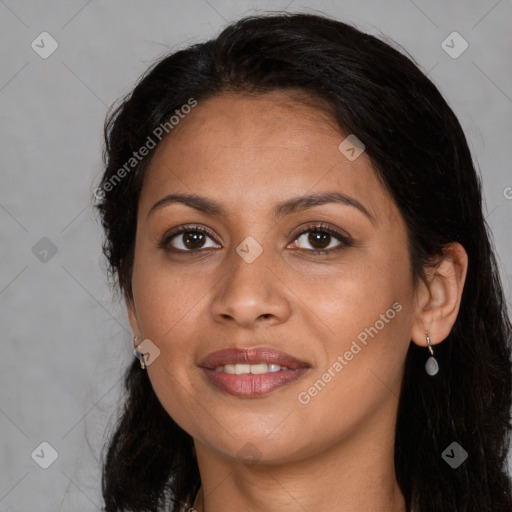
[95,12,512,511]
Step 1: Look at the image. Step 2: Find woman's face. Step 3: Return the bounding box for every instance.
[128,91,420,464]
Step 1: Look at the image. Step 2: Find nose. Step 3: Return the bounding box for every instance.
[210,245,292,329]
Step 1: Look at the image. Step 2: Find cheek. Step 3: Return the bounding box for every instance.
[130,257,213,434]
[292,241,414,411]
[131,247,208,340]
[296,238,412,337]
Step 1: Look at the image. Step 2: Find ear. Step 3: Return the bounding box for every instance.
[411,242,468,348]
[126,294,141,343]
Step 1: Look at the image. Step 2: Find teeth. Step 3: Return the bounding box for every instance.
[214,363,289,374]
[249,363,268,374]
[235,364,251,375]
[224,364,236,374]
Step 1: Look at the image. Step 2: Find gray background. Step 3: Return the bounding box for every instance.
[1,0,511,510]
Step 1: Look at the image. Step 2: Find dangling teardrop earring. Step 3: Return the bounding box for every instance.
[133,336,146,370]
[424,331,439,376]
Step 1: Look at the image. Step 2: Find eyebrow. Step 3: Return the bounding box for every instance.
[147,192,375,224]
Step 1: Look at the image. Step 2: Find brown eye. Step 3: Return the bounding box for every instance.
[307,231,331,250]
[182,231,206,250]
[293,230,340,251]
[290,223,352,254]
[160,226,221,252]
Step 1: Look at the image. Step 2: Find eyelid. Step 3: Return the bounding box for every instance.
[290,222,352,243]
[288,222,353,254]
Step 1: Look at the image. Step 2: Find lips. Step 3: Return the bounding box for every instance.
[199,347,310,371]
[199,347,310,398]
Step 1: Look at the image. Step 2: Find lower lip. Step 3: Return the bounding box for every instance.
[201,367,309,397]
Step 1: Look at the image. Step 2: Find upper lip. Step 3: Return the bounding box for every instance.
[199,347,310,370]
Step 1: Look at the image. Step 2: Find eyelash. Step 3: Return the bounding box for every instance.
[159,222,353,256]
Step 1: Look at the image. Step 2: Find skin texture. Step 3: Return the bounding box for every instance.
[127,91,468,512]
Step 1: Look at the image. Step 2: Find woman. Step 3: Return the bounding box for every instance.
[95,12,512,512]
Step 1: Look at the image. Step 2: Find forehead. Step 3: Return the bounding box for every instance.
[138,91,396,222]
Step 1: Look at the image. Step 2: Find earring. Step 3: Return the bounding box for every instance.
[424,332,439,376]
[133,336,146,370]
